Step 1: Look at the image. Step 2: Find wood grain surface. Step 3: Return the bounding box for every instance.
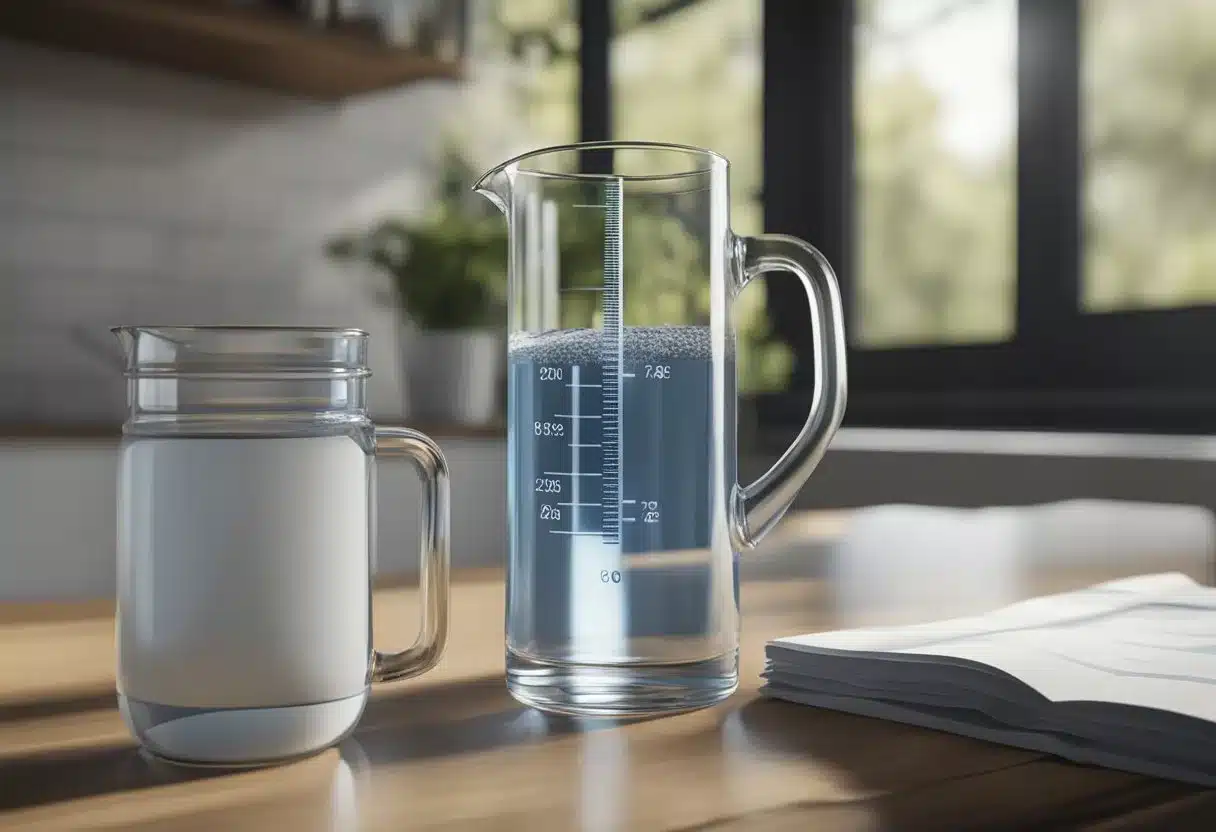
[1,547,1213,830]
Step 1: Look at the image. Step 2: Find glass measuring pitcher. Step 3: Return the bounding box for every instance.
[475,142,847,716]
[112,326,450,765]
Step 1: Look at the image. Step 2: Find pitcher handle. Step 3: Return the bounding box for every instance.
[731,234,848,548]
[370,427,451,682]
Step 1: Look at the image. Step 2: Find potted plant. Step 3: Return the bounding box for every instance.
[327,149,508,427]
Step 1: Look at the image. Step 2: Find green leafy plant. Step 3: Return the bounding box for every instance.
[326,149,509,331]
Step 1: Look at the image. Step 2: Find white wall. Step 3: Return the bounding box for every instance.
[0,37,462,422]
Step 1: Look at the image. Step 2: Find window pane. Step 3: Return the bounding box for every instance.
[614,0,761,234]
[458,0,578,166]
[1084,0,1216,313]
[855,0,1016,347]
[613,1,785,391]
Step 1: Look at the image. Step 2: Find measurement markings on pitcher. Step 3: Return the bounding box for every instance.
[601,179,624,545]
[543,363,609,537]
[537,180,627,545]
[620,499,661,524]
[569,364,582,539]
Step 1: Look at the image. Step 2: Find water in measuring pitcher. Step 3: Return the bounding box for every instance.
[506,325,739,714]
[116,430,373,764]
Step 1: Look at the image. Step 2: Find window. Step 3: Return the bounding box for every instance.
[477,0,1216,433]
[458,1,579,168]
[613,0,761,235]
[856,0,1016,347]
[765,0,1216,433]
[1083,0,1216,313]
[610,0,786,392]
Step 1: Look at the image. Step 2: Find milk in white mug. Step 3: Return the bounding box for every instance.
[117,432,373,764]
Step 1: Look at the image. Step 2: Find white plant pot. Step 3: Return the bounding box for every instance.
[401,328,503,426]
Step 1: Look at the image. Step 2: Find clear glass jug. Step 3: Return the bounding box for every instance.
[112,326,450,765]
[475,142,847,716]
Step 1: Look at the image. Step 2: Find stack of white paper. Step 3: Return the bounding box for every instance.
[762,573,1216,786]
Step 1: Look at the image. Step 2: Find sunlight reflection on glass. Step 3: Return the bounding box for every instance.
[579,724,629,832]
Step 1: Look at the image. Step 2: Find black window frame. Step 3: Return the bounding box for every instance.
[586,0,1216,434]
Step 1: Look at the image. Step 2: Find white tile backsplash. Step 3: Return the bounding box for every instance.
[0,37,457,422]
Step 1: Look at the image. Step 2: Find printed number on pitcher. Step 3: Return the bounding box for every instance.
[534,421,565,437]
[645,365,671,380]
[600,570,622,584]
[534,478,562,493]
[539,367,563,381]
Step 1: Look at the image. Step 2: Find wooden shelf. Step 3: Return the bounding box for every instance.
[0,0,463,100]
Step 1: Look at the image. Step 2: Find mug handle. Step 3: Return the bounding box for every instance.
[369,427,451,683]
[731,234,848,548]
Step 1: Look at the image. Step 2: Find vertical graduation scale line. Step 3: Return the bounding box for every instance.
[600,178,623,545]
[570,364,581,536]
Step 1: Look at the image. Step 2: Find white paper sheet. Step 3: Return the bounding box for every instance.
[762,573,1216,786]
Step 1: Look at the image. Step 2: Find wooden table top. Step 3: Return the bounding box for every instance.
[2,544,1214,830]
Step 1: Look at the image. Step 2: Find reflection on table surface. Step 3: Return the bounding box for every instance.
[1,506,1214,830]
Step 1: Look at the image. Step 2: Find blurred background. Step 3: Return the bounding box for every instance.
[2,0,1215,597]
